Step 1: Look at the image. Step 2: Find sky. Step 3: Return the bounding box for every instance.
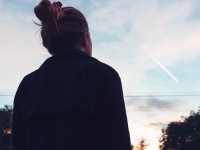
[0,0,200,149]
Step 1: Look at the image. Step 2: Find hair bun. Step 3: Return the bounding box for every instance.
[34,0,52,23]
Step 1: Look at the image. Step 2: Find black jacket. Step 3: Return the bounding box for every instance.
[12,49,131,150]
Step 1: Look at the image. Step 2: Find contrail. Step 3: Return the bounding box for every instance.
[146,51,179,83]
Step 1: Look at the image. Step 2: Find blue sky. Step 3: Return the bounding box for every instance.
[1,0,200,149]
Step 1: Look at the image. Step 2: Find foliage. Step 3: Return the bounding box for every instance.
[0,105,12,150]
[134,138,148,150]
[160,107,200,150]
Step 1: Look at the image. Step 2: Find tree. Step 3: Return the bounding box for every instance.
[0,105,12,150]
[160,107,200,150]
[135,138,148,150]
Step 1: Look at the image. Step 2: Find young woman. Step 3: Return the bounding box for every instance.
[12,0,131,150]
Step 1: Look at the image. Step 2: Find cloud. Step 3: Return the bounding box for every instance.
[125,96,191,113]
[88,0,200,94]
[125,95,189,110]
[141,97,175,110]
[148,122,168,130]
[0,1,50,93]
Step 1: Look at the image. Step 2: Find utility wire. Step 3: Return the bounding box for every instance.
[125,94,200,97]
[0,94,199,112]
[1,94,200,97]
[0,95,15,97]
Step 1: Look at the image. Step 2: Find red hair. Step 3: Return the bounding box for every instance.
[34,0,89,55]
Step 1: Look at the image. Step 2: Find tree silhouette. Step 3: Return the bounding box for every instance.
[160,107,200,150]
[0,105,12,150]
[135,138,148,150]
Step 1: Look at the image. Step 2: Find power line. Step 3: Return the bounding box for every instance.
[0,95,15,97]
[0,94,199,112]
[125,94,200,97]
[1,94,200,97]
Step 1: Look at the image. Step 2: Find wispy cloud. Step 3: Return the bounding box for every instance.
[88,0,200,95]
[140,97,177,110]
[125,96,188,111]
[148,122,168,130]
[0,1,49,93]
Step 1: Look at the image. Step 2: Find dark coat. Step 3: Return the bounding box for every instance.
[12,49,131,150]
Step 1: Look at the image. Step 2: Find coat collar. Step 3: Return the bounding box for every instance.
[52,48,89,58]
[39,48,97,69]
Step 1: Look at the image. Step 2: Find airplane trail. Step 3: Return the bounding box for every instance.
[146,51,179,83]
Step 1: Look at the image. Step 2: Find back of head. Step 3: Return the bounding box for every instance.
[34,0,89,55]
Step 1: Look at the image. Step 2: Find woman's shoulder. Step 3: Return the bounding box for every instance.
[21,70,39,86]
[98,62,120,79]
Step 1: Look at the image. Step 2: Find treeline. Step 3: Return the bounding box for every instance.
[0,105,200,150]
[0,105,12,150]
[159,107,200,150]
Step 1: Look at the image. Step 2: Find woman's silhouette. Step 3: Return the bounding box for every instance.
[12,0,131,150]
